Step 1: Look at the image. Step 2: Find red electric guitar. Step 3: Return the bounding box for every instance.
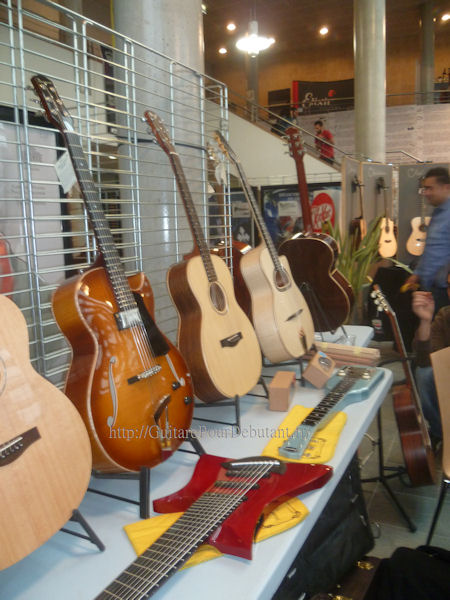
[97,454,332,598]
[279,127,354,332]
[31,74,194,473]
[371,285,436,486]
[0,234,14,295]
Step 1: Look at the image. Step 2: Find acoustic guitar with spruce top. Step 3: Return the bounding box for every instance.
[144,111,262,403]
[214,130,314,363]
[0,294,91,569]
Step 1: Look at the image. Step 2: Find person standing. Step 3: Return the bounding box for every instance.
[313,119,335,164]
[405,167,450,312]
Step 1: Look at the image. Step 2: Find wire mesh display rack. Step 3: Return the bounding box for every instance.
[0,0,232,387]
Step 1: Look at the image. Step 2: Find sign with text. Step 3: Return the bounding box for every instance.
[293,79,354,114]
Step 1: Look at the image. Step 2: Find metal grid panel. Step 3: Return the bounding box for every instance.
[0,0,231,386]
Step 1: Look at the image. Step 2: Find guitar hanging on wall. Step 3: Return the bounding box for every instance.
[278,127,354,332]
[376,177,398,258]
[406,183,431,257]
[214,130,314,364]
[349,175,367,250]
[31,74,194,473]
[144,110,262,403]
[96,454,332,599]
[0,294,92,569]
[371,285,436,486]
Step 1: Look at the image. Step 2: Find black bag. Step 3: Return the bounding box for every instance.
[272,455,374,599]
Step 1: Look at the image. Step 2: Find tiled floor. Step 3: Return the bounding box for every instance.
[358,342,449,558]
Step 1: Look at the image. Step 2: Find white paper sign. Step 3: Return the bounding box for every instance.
[54,150,77,193]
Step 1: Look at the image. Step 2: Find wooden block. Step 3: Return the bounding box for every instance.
[268,371,296,411]
[303,350,335,388]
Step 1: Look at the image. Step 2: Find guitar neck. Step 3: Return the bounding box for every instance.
[167,150,218,283]
[285,127,313,233]
[233,159,283,269]
[387,308,422,402]
[64,131,137,314]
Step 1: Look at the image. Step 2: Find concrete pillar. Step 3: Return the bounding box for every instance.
[419,1,435,105]
[354,0,386,163]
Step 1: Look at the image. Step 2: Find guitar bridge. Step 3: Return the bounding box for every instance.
[220,332,242,347]
[128,365,162,384]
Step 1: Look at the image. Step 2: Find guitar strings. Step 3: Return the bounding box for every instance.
[100,461,275,600]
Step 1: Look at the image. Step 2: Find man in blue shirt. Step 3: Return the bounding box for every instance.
[405,167,450,312]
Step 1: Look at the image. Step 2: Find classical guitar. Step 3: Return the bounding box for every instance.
[376,177,398,258]
[278,127,354,332]
[349,175,367,249]
[144,111,262,403]
[406,185,431,257]
[214,130,314,363]
[371,285,436,486]
[31,74,194,473]
[279,366,383,460]
[0,294,91,569]
[96,454,332,598]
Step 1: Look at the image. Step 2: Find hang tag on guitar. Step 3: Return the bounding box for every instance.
[54,150,77,193]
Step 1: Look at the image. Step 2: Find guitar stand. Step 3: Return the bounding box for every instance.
[246,375,270,400]
[193,395,241,432]
[88,432,205,519]
[361,410,417,532]
[299,281,336,334]
[60,509,105,552]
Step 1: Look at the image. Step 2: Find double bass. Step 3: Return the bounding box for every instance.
[279,127,354,332]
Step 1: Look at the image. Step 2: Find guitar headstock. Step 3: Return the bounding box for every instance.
[143,110,175,157]
[30,74,74,132]
[213,130,238,166]
[284,127,305,160]
[370,284,393,316]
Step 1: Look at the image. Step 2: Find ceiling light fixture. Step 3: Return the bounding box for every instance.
[226,22,236,31]
[236,20,275,57]
[441,13,450,22]
[218,47,227,54]
[319,26,329,36]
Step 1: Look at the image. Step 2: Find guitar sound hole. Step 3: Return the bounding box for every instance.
[274,268,290,290]
[210,281,227,313]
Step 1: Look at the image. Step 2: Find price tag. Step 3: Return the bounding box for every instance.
[54,150,77,193]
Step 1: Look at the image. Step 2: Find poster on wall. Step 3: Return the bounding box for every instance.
[292,79,354,114]
[261,184,341,247]
[208,188,255,247]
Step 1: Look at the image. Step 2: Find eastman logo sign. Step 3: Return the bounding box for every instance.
[293,79,354,113]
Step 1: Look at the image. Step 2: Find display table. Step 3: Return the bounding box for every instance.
[0,326,392,600]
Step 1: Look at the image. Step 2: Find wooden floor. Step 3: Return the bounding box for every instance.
[359,342,449,557]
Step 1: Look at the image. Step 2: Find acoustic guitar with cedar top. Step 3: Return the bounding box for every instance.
[0,294,91,569]
[376,177,398,258]
[144,111,262,403]
[31,74,194,473]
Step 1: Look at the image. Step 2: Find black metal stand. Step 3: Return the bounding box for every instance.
[299,281,336,334]
[193,395,241,431]
[88,431,205,519]
[361,410,416,532]
[60,509,105,551]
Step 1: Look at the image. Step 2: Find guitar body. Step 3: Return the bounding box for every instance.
[240,244,314,362]
[53,266,194,473]
[0,295,91,569]
[153,454,333,560]
[393,383,436,487]
[349,216,367,250]
[167,253,262,403]
[378,218,398,258]
[406,216,430,256]
[279,233,353,332]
